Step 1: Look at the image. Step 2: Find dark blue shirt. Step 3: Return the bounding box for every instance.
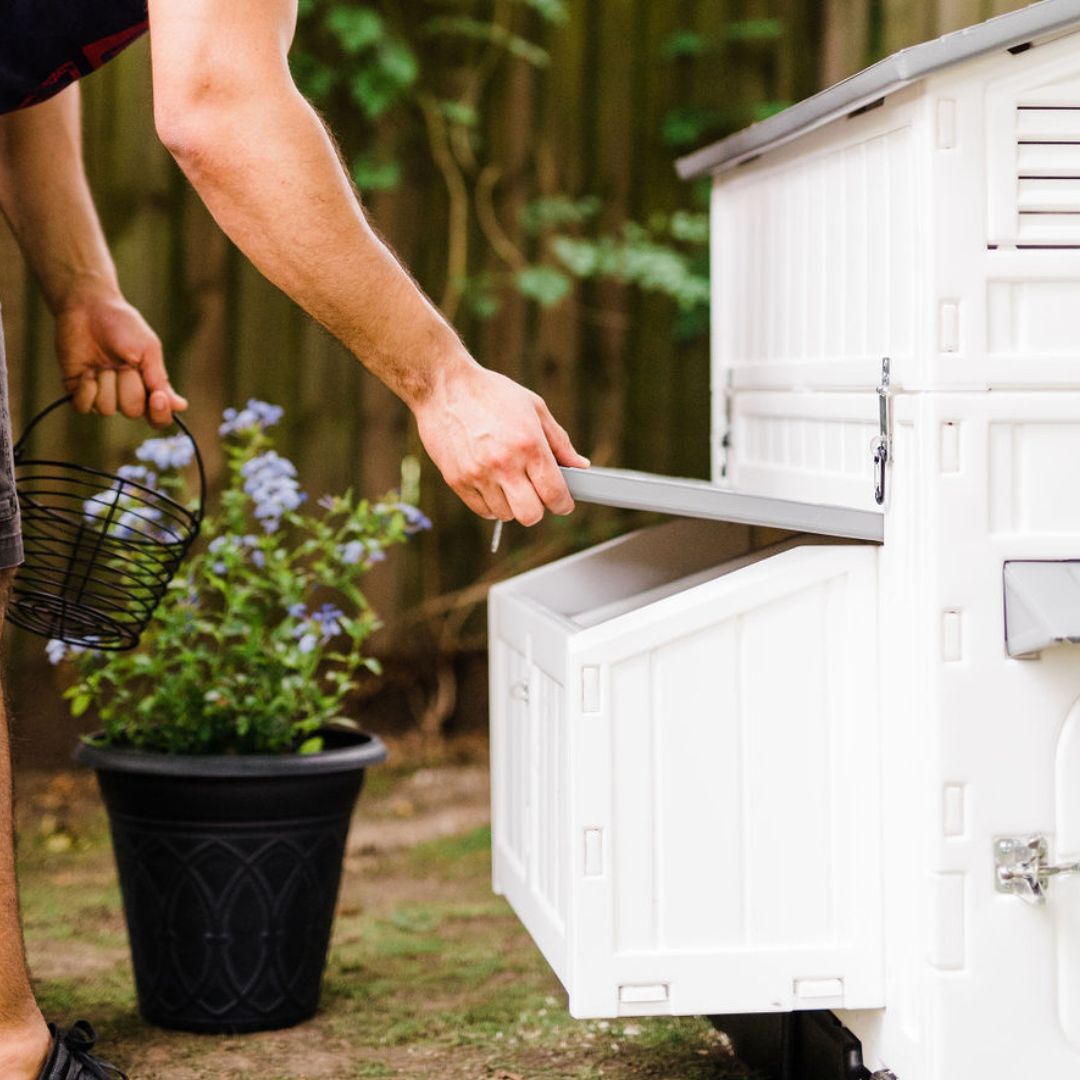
[0,1,148,114]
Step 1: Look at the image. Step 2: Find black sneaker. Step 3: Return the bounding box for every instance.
[36,1021,128,1080]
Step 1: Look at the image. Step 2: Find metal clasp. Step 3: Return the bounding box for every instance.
[873,357,892,507]
[995,835,1080,905]
[510,680,530,704]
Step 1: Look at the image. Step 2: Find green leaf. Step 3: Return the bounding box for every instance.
[724,17,785,42]
[440,100,480,128]
[70,693,92,718]
[660,30,711,60]
[551,235,601,277]
[378,40,419,87]
[515,265,572,307]
[669,210,709,245]
[351,154,402,192]
[289,51,338,102]
[325,6,384,54]
[298,736,325,755]
[520,195,601,234]
[661,105,725,148]
[511,0,569,24]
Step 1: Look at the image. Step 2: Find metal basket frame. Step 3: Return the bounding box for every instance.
[7,395,206,649]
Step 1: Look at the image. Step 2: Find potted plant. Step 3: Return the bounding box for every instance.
[48,400,430,1033]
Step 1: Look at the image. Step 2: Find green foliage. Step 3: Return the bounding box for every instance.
[351,153,402,192]
[514,265,572,307]
[661,104,727,149]
[724,17,786,41]
[520,195,601,234]
[660,30,712,59]
[54,405,430,755]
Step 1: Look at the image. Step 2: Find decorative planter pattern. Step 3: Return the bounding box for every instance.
[75,730,386,1033]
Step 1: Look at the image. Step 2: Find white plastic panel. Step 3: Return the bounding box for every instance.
[489,519,883,1019]
[726,391,881,511]
[711,115,917,391]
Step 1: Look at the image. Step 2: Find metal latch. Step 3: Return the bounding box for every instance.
[995,835,1080,904]
[872,357,892,507]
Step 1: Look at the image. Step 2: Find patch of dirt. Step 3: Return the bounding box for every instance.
[16,738,750,1080]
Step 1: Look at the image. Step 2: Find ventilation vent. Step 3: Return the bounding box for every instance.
[1016,105,1080,245]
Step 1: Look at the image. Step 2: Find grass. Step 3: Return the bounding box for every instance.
[16,762,752,1079]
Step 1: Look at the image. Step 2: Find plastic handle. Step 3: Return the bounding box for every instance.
[13,393,207,525]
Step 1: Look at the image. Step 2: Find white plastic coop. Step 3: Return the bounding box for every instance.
[489,2,1080,1078]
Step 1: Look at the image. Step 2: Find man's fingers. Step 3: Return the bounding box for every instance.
[72,372,97,414]
[136,338,188,413]
[536,401,590,469]
[496,477,545,528]
[478,482,515,523]
[147,390,173,429]
[96,370,118,416]
[457,484,498,520]
[117,368,146,419]
[526,455,575,516]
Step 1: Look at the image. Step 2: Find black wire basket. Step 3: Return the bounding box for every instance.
[7,395,206,650]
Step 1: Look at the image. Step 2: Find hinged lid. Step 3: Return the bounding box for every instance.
[561,466,884,541]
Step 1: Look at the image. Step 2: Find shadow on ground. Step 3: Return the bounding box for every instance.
[15,737,752,1080]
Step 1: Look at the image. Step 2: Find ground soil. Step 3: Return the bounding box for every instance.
[14,736,754,1080]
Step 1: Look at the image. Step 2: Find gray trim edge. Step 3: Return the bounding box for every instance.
[562,466,884,541]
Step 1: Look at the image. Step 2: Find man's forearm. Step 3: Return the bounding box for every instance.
[0,86,120,312]
[154,70,474,409]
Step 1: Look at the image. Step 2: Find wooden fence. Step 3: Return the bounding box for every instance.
[1,0,1028,759]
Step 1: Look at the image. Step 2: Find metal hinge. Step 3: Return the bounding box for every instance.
[872,357,892,507]
[720,369,734,480]
[995,835,1080,905]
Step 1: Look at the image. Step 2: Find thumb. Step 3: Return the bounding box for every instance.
[537,402,590,469]
[138,338,188,413]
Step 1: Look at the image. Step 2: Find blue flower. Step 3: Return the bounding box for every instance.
[241,451,297,487]
[338,539,386,565]
[116,464,158,489]
[297,632,318,655]
[208,536,230,554]
[251,550,266,569]
[312,603,344,640]
[398,502,432,533]
[288,602,307,619]
[212,561,227,576]
[136,435,194,471]
[45,638,92,664]
[338,540,364,565]
[219,399,285,436]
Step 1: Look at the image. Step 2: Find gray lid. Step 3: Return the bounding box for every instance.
[676,0,1080,180]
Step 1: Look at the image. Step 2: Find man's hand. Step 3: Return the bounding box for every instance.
[56,291,188,427]
[414,364,589,525]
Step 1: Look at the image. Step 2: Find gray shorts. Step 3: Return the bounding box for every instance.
[0,313,25,570]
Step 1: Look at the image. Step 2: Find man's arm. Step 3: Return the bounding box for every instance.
[0,85,187,426]
[148,0,587,526]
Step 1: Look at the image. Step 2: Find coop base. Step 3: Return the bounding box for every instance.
[709,1012,873,1080]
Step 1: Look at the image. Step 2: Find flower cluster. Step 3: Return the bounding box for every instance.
[242,451,305,531]
[136,435,194,472]
[219,399,284,436]
[53,400,433,756]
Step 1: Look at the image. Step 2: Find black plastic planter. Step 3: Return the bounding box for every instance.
[74,729,387,1034]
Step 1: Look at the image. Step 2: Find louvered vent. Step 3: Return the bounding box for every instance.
[1016,105,1080,245]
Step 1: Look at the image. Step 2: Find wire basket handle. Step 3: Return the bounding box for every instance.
[13,393,207,527]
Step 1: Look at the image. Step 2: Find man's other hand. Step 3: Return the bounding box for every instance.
[55,291,188,427]
[414,363,590,526]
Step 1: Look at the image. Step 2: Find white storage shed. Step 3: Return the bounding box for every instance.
[489,2,1080,1077]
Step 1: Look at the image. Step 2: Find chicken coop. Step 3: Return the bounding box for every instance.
[489,1,1080,1077]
